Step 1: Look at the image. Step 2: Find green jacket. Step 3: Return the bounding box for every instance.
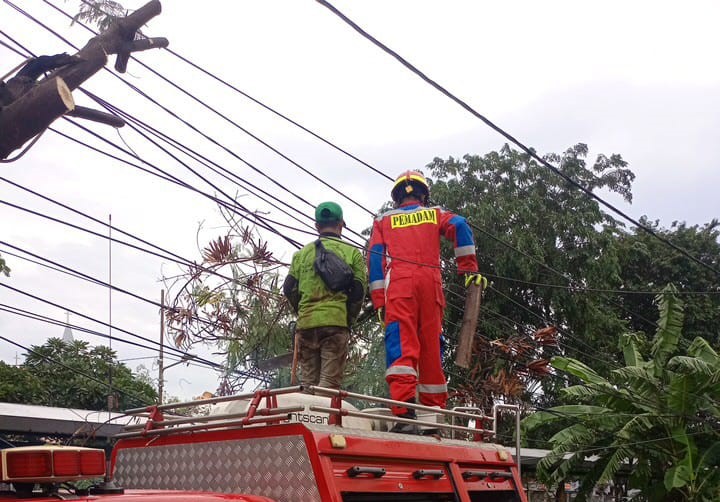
[283,235,367,330]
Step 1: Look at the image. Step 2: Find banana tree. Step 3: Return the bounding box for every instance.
[522,285,720,501]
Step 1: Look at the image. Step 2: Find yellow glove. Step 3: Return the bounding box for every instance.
[376,308,385,325]
[464,273,488,289]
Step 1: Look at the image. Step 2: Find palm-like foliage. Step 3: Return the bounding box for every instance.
[522,285,720,501]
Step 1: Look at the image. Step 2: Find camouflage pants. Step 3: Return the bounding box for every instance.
[297,326,350,389]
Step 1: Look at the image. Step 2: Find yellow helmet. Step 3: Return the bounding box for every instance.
[391,170,429,204]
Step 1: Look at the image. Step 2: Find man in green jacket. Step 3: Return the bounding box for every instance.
[282,202,367,389]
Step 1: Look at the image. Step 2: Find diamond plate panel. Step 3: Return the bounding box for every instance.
[114,435,320,502]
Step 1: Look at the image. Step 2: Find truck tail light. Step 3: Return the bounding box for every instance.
[1,446,106,482]
[6,451,52,478]
[53,451,81,476]
[79,450,106,476]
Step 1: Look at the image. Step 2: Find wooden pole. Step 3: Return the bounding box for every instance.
[290,332,301,385]
[455,282,483,368]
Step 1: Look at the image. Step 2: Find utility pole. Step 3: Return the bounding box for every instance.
[107,214,115,415]
[158,289,165,404]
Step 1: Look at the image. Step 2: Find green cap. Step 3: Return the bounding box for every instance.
[315,201,343,223]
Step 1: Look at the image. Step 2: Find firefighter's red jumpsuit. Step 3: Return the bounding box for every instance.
[368,202,478,414]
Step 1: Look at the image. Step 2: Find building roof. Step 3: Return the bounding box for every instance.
[0,401,142,437]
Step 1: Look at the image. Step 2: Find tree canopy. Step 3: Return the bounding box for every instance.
[427,143,720,411]
[0,338,156,410]
[429,144,633,407]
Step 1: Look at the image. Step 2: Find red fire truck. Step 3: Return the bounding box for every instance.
[109,385,527,502]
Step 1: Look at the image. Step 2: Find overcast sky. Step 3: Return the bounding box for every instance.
[1,0,719,401]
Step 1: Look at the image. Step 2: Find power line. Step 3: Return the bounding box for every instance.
[2,18,476,296]
[75,91,345,244]
[0,281,266,382]
[0,13,307,252]
[484,272,720,296]
[1,20,652,368]
[55,118,312,249]
[0,303,233,375]
[51,4,697,307]
[0,193,287,302]
[314,0,720,277]
[0,240,282,325]
[70,0,396,185]
[7,4,717,297]
[24,1,380,250]
[44,0,376,217]
[2,1,696,382]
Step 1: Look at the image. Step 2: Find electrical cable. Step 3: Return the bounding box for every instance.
[0,31,29,60]
[314,0,720,277]
[483,271,720,296]
[56,118,313,250]
[0,282,267,382]
[48,6,702,310]
[69,0,395,185]
[13,1,378,250]
[4,3,704,392]
[0,195,287,303]
[44,0,378,216]
[1,18,307,252]
[7,0,335,225]
[74,91,347,245]
[0,304,263,384]
[0,240,283,323]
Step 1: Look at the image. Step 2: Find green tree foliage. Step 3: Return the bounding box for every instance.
[71,0,127,32]
[522,286,720,501]
[343,314,386,398]
[0,362,42,402]
[428,144,633,406]
[615,218,720,346]
[164,221,293,393]
[3,338,157,410]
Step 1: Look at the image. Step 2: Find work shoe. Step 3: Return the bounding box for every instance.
[389,409,420,435]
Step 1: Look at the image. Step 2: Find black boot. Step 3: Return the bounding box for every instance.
[389,405,419,435]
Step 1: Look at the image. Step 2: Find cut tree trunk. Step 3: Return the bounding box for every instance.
[0,77,74,159]
[455,282,483,368]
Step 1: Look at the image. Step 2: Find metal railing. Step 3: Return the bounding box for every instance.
[118,384,522,471]
[304,385,495,437]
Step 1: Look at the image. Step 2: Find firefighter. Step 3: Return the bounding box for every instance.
[367,171,483,433]
[283,202,367,389]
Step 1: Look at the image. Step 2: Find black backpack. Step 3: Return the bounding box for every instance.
[314,239,354,293]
